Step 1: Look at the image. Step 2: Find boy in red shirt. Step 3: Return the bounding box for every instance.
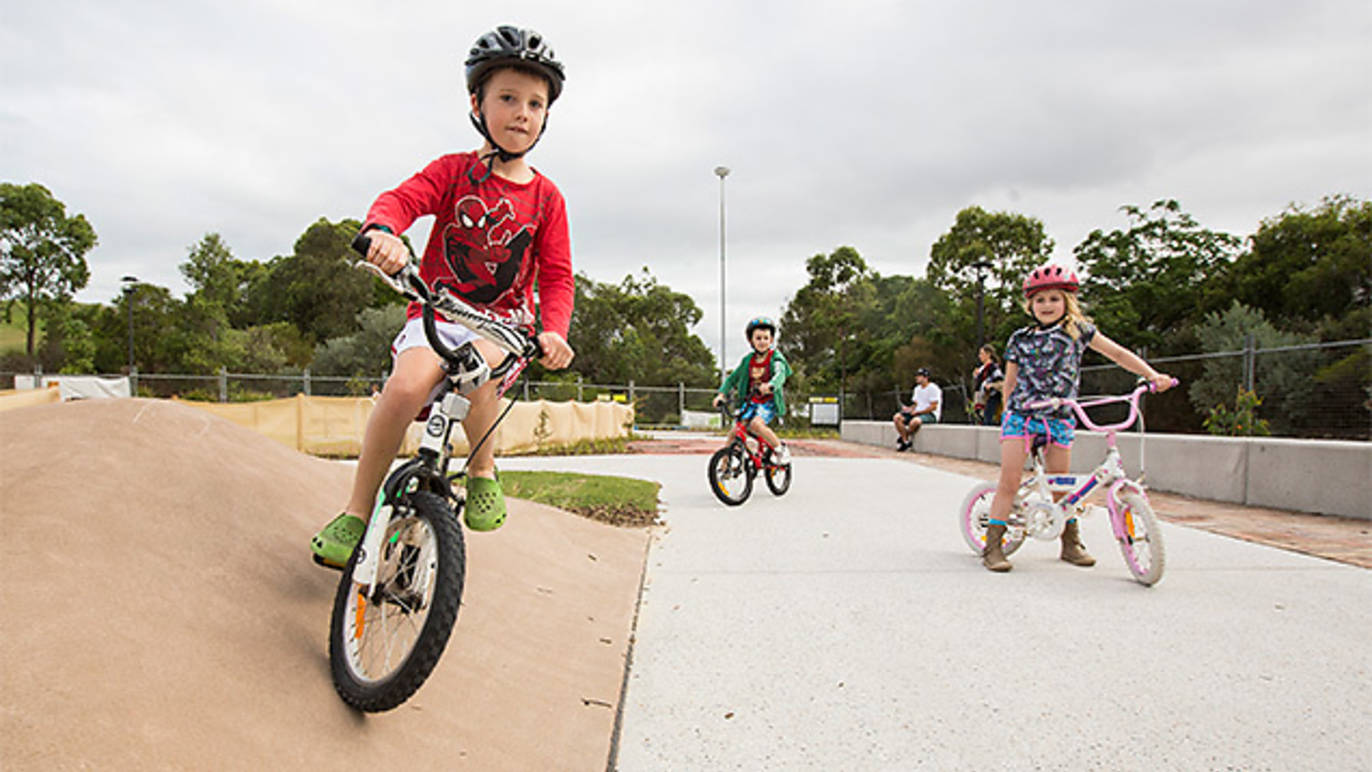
[311,26,575,566]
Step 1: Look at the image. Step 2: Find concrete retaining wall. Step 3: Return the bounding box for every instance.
[841,420,1371,520]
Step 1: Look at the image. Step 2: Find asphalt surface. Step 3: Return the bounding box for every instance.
[500,446,1372,772]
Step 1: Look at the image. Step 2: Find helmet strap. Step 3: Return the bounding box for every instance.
[466,109,549,185]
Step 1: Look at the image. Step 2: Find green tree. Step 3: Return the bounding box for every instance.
[249,217,377,344]
[1219,194,1371,333]
[779,247,872,392]
[37,301,97,373]
[0,183,97,358]
[312,305,408,378]
[1189,302,1319,436]
[566,269,716,387]
[926,206,1055,385]
[927,205,1054,301]
[1074,199,1241,353]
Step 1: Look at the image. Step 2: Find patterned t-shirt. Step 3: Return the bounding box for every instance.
[364,152,574,337]
[1003,321,1096,417]
[748,349,775,404]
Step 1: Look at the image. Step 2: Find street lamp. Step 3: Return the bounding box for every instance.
[121,275,138,375]
[970,260,993,349]
[714,165,730,377]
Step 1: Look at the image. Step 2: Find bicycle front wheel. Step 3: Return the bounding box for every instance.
[1114,489,1165,586]
[329,491,466,712]
[763,450,791,496]
[708,445,753,505]
[959,482,1025,556]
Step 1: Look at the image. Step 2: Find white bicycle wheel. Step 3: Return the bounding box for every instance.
[1114,489,1165,586]
[958,482,1025,556]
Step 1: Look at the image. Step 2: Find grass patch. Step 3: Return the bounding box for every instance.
[498,470,662,528]
[507,433,653,457]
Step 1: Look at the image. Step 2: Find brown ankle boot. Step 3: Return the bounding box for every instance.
[1060,519,1096,567]
[982,524,1013,572]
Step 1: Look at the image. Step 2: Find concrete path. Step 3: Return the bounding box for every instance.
[500,449,1372,771]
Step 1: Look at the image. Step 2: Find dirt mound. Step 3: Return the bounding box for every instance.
[0,399,647,770]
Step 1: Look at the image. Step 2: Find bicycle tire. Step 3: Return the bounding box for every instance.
[708,445,752,506]
[1115,489,1165,586]
[958,482,1025,557]
[328,491,465,711]
[763,451,791,496]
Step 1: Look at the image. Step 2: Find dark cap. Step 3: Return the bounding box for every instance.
[915,367,931,377]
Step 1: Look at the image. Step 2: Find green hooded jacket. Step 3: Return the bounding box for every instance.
[717,347,792,416]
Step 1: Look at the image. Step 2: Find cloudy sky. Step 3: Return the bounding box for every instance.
[4,0,1369,365]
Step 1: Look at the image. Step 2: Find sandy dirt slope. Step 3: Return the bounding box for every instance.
[0,399,648,771]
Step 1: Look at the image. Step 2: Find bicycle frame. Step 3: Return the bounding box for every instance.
[721,403,782,473]
[1009,382,1165,543]
[347,244,540,592]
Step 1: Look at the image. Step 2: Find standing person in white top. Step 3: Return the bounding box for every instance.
[893,367,942,451]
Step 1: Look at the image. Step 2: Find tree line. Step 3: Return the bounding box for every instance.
[3,181,1368,434]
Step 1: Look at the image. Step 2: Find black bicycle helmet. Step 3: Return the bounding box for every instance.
[745,316,777,341]
[464,26,566,178]
[465,25,565,104]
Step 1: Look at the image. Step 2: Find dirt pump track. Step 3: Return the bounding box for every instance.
[0,399,647,770]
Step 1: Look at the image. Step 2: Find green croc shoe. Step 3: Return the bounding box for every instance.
[465,473,507,532]
[310,513,366,568]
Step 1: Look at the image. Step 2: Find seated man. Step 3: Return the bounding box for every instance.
[892,367,941,451]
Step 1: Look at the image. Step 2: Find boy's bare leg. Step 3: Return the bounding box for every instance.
[345,347,445,516]
[459,339,505,478]
[750,417,781,451]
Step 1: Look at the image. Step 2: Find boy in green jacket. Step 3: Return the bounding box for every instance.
[712,316,793,465]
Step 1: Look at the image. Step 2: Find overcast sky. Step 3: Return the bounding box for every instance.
[4,0,1369,365]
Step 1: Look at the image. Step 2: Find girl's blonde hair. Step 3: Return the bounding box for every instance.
[1022,290,1093,340]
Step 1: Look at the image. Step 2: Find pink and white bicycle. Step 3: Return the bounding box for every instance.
[958,380,1176,586]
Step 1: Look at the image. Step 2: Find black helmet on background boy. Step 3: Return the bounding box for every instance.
[745,317,777,340]
[465,25,566,104]
[465,26,566,169]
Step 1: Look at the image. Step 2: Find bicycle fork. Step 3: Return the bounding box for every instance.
[351,390,471,595]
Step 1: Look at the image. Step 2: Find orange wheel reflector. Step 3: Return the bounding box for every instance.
[354,591,366,640]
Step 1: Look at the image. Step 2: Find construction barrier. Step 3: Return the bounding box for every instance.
[176,394,634,456]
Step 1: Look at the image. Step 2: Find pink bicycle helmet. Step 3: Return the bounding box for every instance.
[1022,264,1080,297]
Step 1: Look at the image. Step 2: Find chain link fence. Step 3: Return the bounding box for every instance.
[5,339,1367,439]
[832,338,1371,440]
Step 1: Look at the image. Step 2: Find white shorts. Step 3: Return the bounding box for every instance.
[390,316,481,405]
[390,315,480,359]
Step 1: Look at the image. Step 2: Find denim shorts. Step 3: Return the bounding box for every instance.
[738,400,777,425]
[1001,411,1075,449]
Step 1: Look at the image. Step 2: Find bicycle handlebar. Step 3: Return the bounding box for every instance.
[716,385,768,423]
[351,233,543,364]
[1025,378,1179,433]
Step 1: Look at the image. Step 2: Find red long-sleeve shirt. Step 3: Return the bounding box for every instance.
[364,152,574,337]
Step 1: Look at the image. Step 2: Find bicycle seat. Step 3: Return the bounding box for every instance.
[1030,432,1049,451]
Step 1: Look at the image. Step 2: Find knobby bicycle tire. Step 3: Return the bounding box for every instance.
[708,445,752,506]
[328,491,466,711]
[764,452,791,496]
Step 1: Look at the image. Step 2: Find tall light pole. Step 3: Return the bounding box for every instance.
[120,275,139,375]
[971,260,993,349]
[714,166,730,377]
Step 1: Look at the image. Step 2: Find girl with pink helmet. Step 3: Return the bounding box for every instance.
[981,264,1174,572]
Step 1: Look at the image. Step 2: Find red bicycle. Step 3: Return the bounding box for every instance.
[708,399,792,506]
